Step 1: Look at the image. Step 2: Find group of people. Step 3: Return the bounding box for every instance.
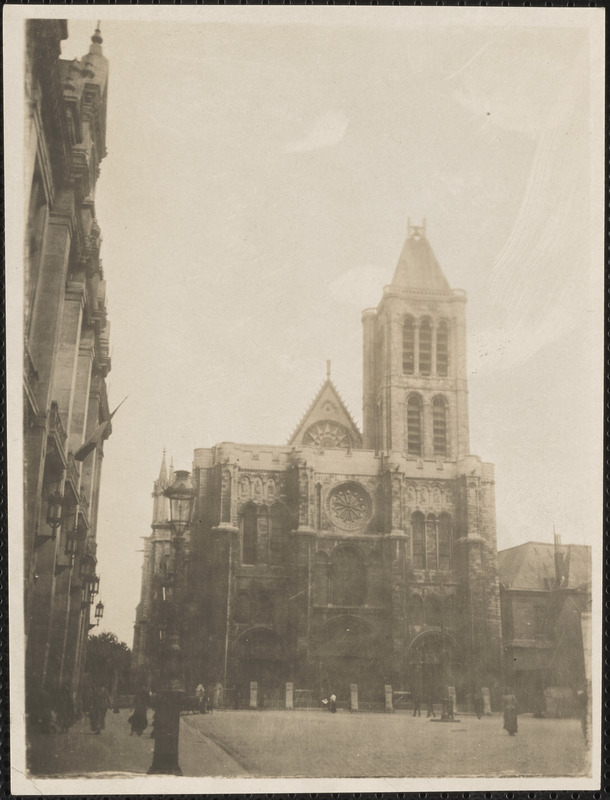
[321,693,337,712]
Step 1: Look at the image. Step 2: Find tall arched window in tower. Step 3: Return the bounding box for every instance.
[437,319,449,376]
[331,546,366,606]
[403,316,415,374]
[407,394,423,456]
[419,318,432,375]
[438,512,452,571]
[432,395,448,457]
[257,505,269,564]
[426,513,438,571]
[241,503,257,565]
[411,511,425,569]
[270,503,286,566]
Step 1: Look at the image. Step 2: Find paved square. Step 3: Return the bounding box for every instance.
[184,710,589,779]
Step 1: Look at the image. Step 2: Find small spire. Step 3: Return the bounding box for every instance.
[326,360,331,380]
[92,22,103,45]
[168,456,175,487]
[157,449,168,487]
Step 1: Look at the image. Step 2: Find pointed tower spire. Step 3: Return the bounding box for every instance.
[168,456,175,487]
[90,21,103,52]
[158,448,168,489]
[391,219,451,293]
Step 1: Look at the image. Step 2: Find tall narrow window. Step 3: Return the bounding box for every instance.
[426,514,438,570]
[270,504,284,566]
[403,316,415,374]
[412,512,425,569]
[419,318,432,375]
[242,504,257,565]
[257,506,269,564]
[433,396,448,457]
[438,513,452,570]
[437,320,449,376]
[407,395,422,455]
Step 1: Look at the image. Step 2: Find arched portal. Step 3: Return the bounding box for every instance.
[407,631,462,704]
[233,628,287,707]
[312,615,387,703]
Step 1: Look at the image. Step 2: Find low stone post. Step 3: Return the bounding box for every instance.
[249,681,258,709]
[384,684,393,713]
[448,685,456,715]
[286,682,294,710]
[350,683,359,712]
[481,687,492,715]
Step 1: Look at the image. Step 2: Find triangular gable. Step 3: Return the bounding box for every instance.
[288,379,362,450]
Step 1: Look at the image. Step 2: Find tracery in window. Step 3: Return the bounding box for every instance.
[433,396,448,457]
[419,318,432,375]
[403,316,415,374]
[437,320,449,376]
[407,395,423,456]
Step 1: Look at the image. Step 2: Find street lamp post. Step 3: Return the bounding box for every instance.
[148,469,194,776]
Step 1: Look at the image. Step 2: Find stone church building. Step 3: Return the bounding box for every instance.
[133,222,503,709]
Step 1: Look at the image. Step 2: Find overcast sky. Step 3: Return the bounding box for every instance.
[46,10,603,646]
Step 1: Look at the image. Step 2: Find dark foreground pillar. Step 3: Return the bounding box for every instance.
[148,689,183,775]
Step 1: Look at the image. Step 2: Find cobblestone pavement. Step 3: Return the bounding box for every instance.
[183,710,590,779]
[25,709,589,781]
[26,708,245,778]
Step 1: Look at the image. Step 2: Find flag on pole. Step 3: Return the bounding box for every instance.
[73,396,128,461]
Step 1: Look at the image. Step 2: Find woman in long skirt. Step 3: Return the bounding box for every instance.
[502,690,518,735]
[128,687,149,736]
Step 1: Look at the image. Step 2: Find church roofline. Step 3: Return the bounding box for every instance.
[286,374,361,446]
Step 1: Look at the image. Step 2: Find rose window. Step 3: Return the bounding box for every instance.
[303,421,351,450]
[327,482,372,531]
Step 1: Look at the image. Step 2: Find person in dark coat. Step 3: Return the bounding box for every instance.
[328,693,337,713]
[502,690,518,735]
[56,682,75,733]
[412,690,422,717]
[474,690,484,720]
[90,685,111,734]
[128,687,149,736]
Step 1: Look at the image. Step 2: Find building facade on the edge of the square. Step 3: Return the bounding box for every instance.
[24,20,112,714]
[133,221,504,709]
[498,539,591,716]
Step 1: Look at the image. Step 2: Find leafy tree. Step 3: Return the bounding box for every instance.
[86,632,131,694]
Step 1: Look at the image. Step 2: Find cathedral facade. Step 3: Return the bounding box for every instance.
[133,222,503,709]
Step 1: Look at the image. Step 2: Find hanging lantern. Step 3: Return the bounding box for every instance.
[64,526,78,558]
[164,470,194,536]
[94,600,104,625]
[45,490,63,532]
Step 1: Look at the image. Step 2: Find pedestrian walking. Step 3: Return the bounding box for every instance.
[474,690,484,720]
[195,683,206,714]
[128,686,149,736]
[412,690,422,717]
[426,697,436,718]
[55,682,75,733]
[329,692,337,713]
[89,684,111,734]
[502,689,518,736]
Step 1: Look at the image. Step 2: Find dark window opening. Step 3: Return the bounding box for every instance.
[437,320,449,376]
[433,396,448,457]
[403,317,415,374]
[407,395,422,456]
[419,319,432,375]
